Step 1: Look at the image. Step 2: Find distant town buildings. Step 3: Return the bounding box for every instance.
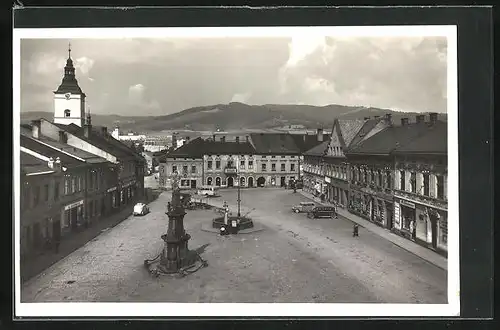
[19,45,146,261]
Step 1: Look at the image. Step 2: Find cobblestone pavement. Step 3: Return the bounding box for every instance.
[21,188,446,303]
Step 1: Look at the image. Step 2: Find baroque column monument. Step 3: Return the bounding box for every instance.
[145,172,208,277]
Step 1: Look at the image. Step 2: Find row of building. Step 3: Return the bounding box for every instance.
[19,46,146,259]
[159,113,448,255]
[303,113,447,255]
[158,130,329,189]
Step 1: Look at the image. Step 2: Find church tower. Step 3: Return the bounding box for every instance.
[53,42,86,127]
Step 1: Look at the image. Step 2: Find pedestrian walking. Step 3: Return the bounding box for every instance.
[353,224,359,237]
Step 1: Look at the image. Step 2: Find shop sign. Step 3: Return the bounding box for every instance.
[324,176,331,183]
[64,199,84,211]
[400,199,416,209]
[107,186,117,193]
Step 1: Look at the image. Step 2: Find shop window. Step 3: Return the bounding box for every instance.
[440,215,448,244]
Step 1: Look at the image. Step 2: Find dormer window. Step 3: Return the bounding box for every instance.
[64,109,71,117]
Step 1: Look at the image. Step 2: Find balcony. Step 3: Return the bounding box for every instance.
[224,166,237,175]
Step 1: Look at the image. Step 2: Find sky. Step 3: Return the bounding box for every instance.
[20,35,448,116]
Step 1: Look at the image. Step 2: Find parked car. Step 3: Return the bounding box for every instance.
[292,202,316,213]
[133,202,150,216]
[197,186,219,197]
[307,206,337,219]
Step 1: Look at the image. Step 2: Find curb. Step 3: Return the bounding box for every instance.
[297,191,447,271]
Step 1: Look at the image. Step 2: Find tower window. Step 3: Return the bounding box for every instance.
[64,109,71,117]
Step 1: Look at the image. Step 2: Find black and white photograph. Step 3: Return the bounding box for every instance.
[13,25,459,317]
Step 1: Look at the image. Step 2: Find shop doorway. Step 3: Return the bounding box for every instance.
[280,176,286,187]
[386,204,393,229]
[248,177,254,187]
[257,177,266,187]
[227,177,234,187]
[431,216,438,249]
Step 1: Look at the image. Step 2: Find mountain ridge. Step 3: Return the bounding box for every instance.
[21,102,447,134]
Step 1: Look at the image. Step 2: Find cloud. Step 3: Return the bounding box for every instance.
[20,36,447,115]
[230,92,252,103]
[74,56,94,75]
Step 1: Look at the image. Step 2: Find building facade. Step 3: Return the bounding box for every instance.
[392,115,448,254]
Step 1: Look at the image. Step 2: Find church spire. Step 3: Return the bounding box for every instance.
[68,41,72,59]
[55,41,84,95]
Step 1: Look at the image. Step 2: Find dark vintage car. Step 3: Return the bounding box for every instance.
[307,206,337,219]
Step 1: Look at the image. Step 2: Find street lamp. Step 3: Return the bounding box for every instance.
[237,165,241,217]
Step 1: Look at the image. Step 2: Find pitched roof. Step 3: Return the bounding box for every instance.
[203,140,256,155]
[393,121,447,154]
[21,151,53,174]
[337,119,367,147]
[20,135,84,168]
[249,133,302,155]
[348,118,382,148]
[167,137,206,158]
[304,139,330,157]
[347,121,443,156]
[289,133,329,153]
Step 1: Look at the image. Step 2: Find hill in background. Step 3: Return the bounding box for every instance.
[21,102,447,134]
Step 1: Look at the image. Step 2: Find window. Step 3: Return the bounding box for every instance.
[262,156,267,159]
[291,155,295,158]
[271,163,276,172]
[172,165,177,173]
[261,163,267,171]
[386,171,391,189]
[240,160,245,168]
[423,173,430,196]
[71,177,76,193]
[248,160,253,169]
[437,175,444,199]
[290,163,296,172]
[364,170,368,182]
[216,160,221,169]
[400,170,405,190]
[281,155,285,158]
[281,163,285,172]
[191,165,196,174]
[64,178,70,195]
[44,184,49,201]
[378,171,383,187]
[207,161,213,169]
[182,165,188,173]
[64,109,71,117]
[33,186,40,206]
[410,172,416,193]
[272,156,276,158]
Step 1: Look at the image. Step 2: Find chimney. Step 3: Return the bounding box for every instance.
[31,120,41,139]
[101,127,108,135]
[221,136,226,143]
[401,117,409,126]
[236,136,240,143]
[47,157,55,169]
[58,130,68,143]
[317,128,324,142]
[185,136,190,143]
[245,135,249,143]
[385,113,393,125]
[416,114,425,124]
[212,134,216,141]
[363,117,370,120]
[429,112,438,124]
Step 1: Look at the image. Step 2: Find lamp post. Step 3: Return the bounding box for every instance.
[237,166,241,217]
